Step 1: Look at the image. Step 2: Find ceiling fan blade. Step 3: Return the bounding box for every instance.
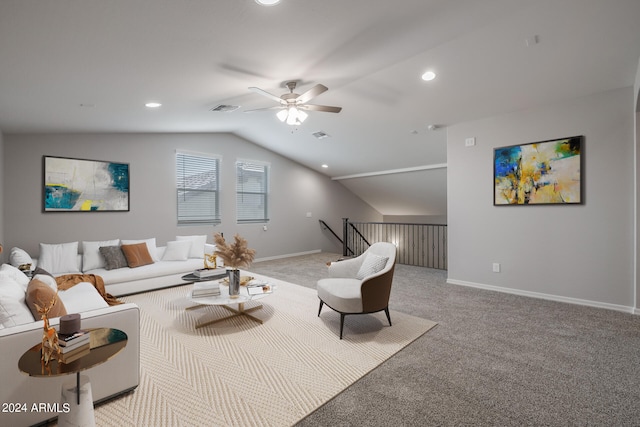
[296,84,328,104]
[248,87,285,104]
[244,106,285,113]
[300,104,342,113]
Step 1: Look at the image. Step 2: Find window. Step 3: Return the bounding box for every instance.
[176,151,220,224]
[236,160,269,223]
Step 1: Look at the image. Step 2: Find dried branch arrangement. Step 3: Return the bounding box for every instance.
[213,233,256,269]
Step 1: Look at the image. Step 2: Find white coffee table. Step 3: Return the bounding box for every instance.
[186,279,274,329]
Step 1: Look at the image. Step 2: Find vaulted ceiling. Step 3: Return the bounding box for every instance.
[1,0,640,217]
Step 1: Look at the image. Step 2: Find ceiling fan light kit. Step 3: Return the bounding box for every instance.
[277,107,308,125]
[247,80,342,126]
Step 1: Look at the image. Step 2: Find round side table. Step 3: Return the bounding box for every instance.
[18,328,127,426]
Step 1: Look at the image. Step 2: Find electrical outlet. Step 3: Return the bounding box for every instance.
[492,263,501,273]
[263,225,268,231]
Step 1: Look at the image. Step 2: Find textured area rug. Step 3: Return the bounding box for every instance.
[93,274,437,427]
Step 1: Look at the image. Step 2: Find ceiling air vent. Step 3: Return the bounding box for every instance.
[312,131,331,140]
[210,104,240,112]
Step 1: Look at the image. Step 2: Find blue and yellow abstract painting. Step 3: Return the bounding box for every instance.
[44,156,130,211]
[494,136,582,205]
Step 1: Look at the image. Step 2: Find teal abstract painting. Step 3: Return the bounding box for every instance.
[44,156,130,212]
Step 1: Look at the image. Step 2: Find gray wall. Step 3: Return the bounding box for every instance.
[634,57,640,313]
[0,130,4,263]
[447,87,635,310]
[2,133,381,259]
[383,215,447,225]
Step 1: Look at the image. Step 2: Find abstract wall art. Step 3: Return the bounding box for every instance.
[43,156,130,212]
[494,136,583,205]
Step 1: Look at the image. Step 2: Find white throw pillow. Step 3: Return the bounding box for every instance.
[121,238,159,262]
[176,235,207,259]
[33,273,57,292]
[38,242,81,275]
[82,239,120,271]
[162,240,192,261]
[0,272,35,327]
[356,253,389,280]
[0,263,30,291]
[58,282,109,314]
[9,247,33,268]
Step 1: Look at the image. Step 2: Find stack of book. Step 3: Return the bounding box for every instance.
[57,330,91,363]
[192,282,221,298]
[193,267,226,279]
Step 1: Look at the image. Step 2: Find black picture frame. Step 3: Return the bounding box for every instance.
[494,136,583,205]
[43,155,130,212]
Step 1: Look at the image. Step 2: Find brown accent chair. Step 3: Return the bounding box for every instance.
[317,242,397,339]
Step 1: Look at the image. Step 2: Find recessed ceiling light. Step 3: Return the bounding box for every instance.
[321,164,329,168]
[421,71,436,81]
[255,0,281,5]
[145,102,162,108]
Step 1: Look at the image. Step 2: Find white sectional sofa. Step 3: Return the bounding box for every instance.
[0,264,140,427]
[0,235,214,426]
[14,235,215,296]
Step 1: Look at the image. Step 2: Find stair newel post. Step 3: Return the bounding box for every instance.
[342,218,349,257]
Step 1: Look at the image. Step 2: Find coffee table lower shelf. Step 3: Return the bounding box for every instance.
[186,301,264,329]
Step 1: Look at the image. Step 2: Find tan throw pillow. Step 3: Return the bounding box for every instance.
[121,243,154,268]
[25,278,67,320]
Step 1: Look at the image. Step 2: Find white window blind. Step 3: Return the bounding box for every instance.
[176,151,220,224]
[236,160,269,223]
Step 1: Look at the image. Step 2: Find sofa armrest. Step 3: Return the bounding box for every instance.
[0,303,140,427]
[328,254,365,278]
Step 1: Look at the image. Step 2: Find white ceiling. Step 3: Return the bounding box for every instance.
[1,0,640,217]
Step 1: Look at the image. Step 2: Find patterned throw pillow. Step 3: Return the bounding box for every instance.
[356,254,389,280]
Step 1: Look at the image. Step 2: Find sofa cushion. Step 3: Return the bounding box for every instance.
[25,278,67,319]
[317,278,363,313]
[99,246,128,270]
[33,273,57,291]
[121,238,159,262]
[58,282,109,313]
[122,243,154,268]
[0,263,30,292]
[176,235,207,258]
[38,242,81,275]
[0,272,35,328]
[162,240,192,261]
[82,239,120,271]
[87,258,204,285]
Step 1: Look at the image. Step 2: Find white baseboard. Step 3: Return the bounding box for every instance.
[446,278,636,315]
[254,249,321,263]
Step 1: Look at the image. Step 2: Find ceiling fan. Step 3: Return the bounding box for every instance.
[246,81,342,125]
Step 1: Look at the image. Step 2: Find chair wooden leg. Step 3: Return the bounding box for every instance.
[339,313,345,339]
[318,300,324,317]
[384,307,392,326]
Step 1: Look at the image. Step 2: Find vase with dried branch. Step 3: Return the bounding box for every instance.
[213,233,256,298]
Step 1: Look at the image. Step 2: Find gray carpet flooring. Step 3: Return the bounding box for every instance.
[250,252,640,426]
